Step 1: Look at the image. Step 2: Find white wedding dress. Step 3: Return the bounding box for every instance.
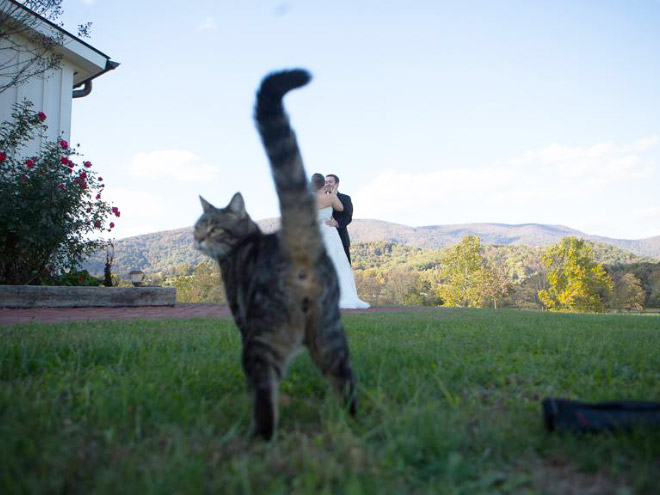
[317,206,370,309]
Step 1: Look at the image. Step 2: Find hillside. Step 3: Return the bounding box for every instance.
[348,221,581,249]
[350,220,660,257]
[83,219,660,277]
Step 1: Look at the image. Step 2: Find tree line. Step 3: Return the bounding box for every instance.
[153,236,659,312]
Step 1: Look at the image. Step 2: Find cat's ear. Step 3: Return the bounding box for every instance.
[228,192,246,216]
[199,196,215,213]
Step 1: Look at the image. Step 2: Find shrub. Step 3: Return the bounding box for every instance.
[0,100,119,284]
[39,268,103,287]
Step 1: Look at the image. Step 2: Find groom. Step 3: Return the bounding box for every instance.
[325,174,354,264]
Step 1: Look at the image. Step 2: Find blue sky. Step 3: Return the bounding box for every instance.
[61,0,660,240]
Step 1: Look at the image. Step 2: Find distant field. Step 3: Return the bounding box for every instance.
[2,309,659,494]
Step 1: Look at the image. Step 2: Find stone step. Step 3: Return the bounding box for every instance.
[0,285,176,308]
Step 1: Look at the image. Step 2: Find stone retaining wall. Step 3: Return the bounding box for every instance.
[0,286,176,308]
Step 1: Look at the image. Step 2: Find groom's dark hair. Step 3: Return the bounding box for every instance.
[326,174,339,184]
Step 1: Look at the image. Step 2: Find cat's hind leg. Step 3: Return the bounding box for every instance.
[242,339,284,440]
[307,312,357,417]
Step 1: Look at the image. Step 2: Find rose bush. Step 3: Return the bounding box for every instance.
[0,100,119,284]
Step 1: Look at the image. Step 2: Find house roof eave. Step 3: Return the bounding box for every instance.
[2,0,118,87]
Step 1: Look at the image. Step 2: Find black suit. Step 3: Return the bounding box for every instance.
[332,192,353,264]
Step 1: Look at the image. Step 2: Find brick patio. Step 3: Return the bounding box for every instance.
[0,303,414,325]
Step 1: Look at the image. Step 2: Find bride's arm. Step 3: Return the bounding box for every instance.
[327,185,344,211]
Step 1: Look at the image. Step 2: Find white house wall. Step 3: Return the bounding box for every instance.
[0,4,113,157]
[1,51,74,155]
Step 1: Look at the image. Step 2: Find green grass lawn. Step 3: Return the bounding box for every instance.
[2,309,659,494]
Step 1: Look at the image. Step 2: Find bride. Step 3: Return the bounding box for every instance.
[312,173,370,309]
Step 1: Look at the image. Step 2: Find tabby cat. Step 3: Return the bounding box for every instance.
[194,69,357,440]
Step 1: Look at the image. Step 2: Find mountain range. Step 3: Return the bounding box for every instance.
[348,220,660,257]
[83,219,660,277]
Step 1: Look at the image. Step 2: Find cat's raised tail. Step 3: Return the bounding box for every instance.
[254,69,322,268]
[255,69,311,121]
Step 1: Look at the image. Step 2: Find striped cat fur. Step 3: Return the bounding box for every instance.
[194,69,357,440]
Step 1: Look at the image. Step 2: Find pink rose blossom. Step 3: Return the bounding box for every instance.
[83,161,92,168]
[110,222,115,229]
[60,157,68,165]
[37,112,46,122]
[59,139,68,149]
[26,159,34,169]
[0,152,6,162]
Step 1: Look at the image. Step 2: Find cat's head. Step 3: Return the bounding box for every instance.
[194,193,260,260]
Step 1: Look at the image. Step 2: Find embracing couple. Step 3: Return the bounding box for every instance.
[311,173,370,310]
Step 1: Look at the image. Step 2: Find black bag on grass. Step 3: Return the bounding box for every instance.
[542,398,660,433]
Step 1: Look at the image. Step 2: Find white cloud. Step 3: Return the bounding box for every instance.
[629,207,660,238]
[103,188,164,216]
[127,149,220,183]
[625,134,659,152]
[632,206,660,220]
[356,168,514,216]
[100,188,167,239]
[197,16,218,31]
[580,206,660,240]
[513,138,657,184]
[354,135,659,237]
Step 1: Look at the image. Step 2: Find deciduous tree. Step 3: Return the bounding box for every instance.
[436,235,487,308]
[610,272,645,311]
[538,237,613,312]
[167,259,225,303]
[480,260,511,309]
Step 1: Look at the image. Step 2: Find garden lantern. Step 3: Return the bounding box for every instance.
[129,270,145,287]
